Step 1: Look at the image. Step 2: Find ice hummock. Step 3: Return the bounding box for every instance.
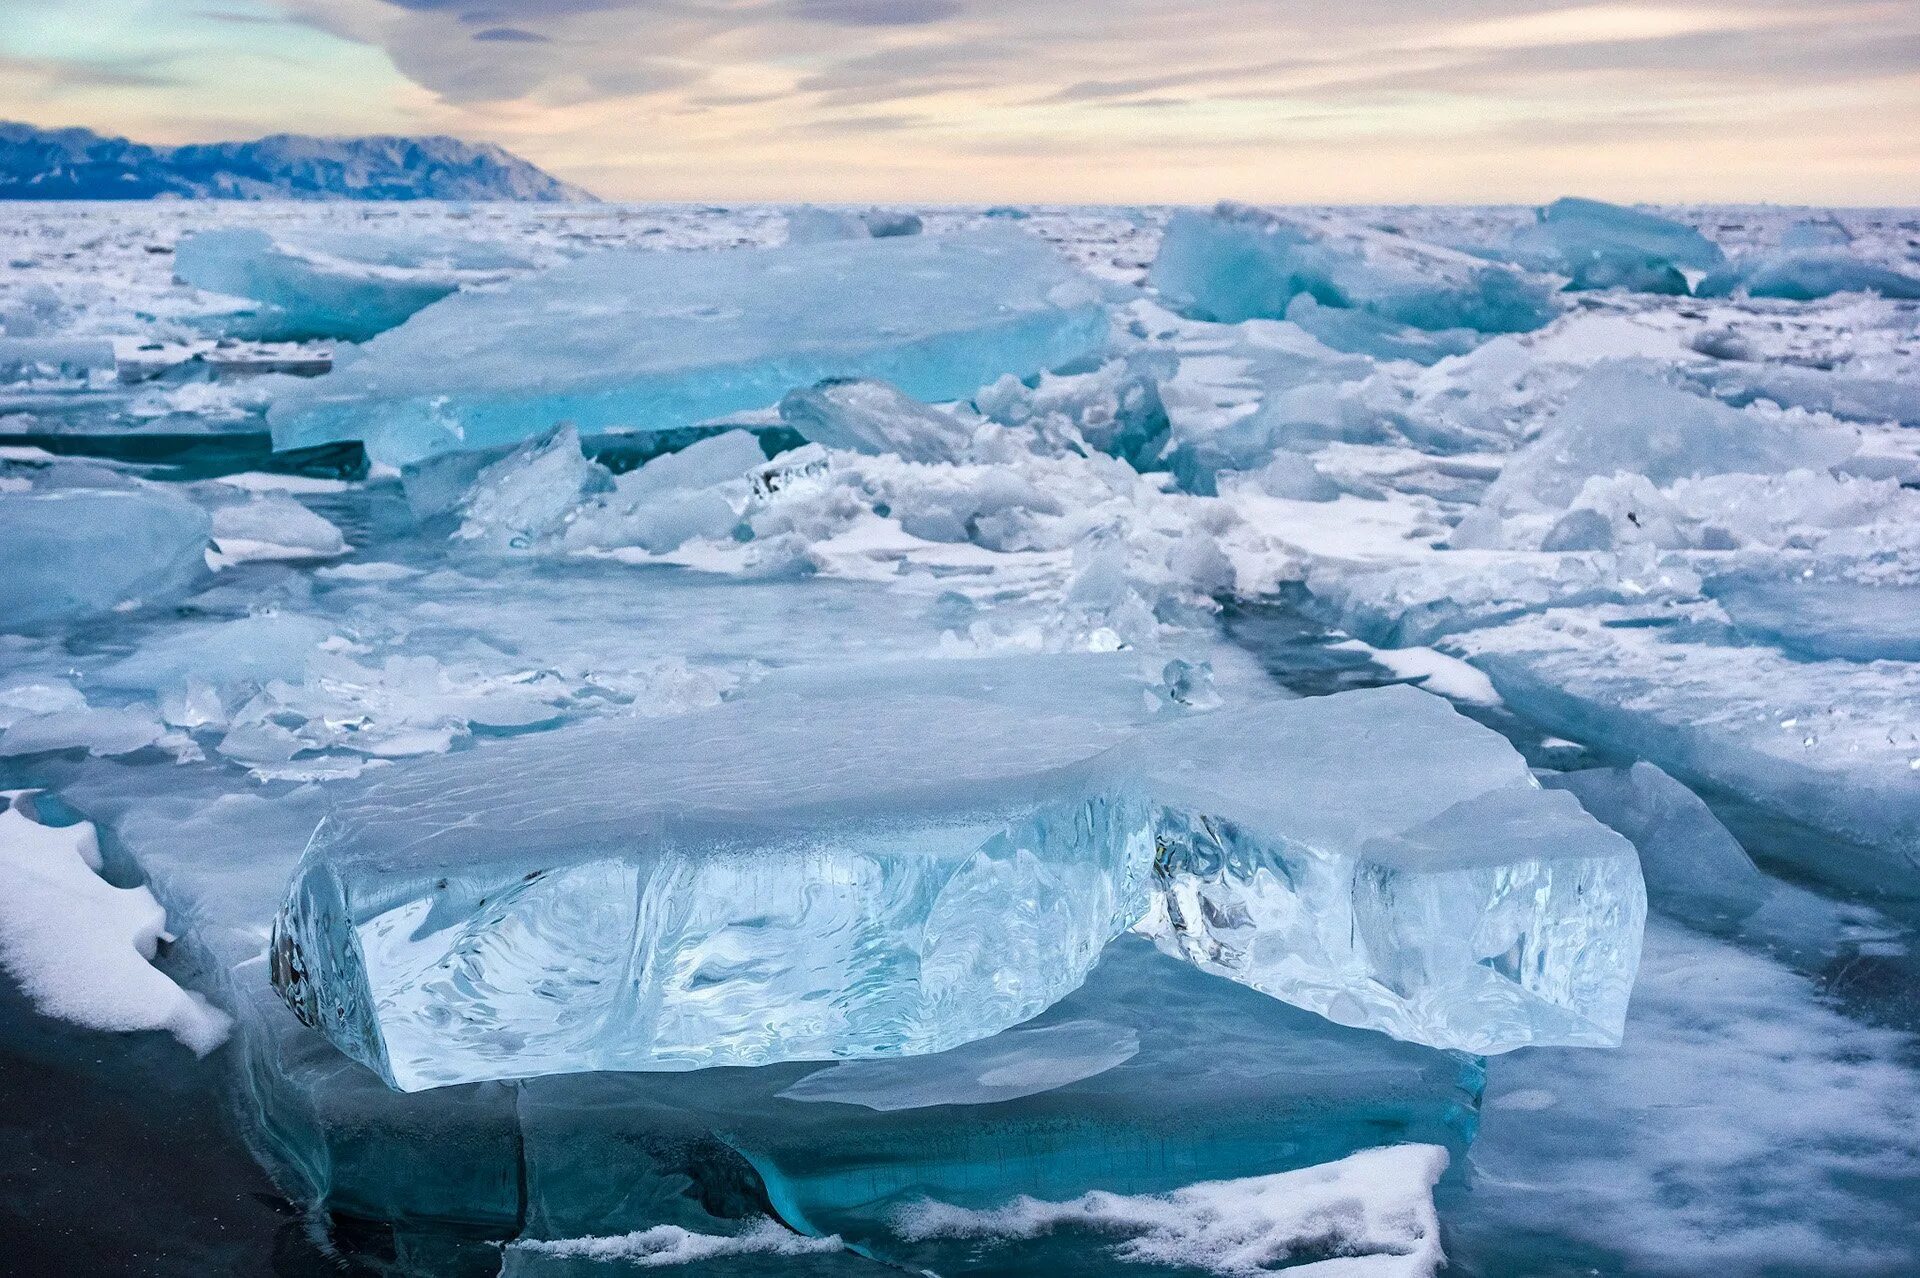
[0,485,210,632]
[268,228,1109,467]
[1506,197,1724,294]
[1150,202,1558,334]
[270,673,1642,1090]
[174,226,537,342]
[1698,249,1920,301]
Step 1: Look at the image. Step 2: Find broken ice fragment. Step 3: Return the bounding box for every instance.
[0,487,209,631]
[268,229,1108,467]
[174,226,535,342]
[1542,762,1770,926]
[778,378,974,463]
[270,658,1160,1090]
[1507,198,1724,294]
[1697,250,1920,301]
[1134,685,1645,1054]
[1150,203,1557,333]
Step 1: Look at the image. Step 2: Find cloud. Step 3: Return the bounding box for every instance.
[471,26,550,42]
[791,0,961,24]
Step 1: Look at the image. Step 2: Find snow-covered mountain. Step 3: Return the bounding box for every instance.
[0,122,595,201]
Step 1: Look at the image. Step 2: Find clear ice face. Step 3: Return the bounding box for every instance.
[270,669,1160,1091]
[267,228,1110,467]
[1149,202,1559,333]
[1134,686,1645,1055]
[271,676,1644,1090]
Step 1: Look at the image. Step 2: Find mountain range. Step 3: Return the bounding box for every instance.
[0,122,595,201]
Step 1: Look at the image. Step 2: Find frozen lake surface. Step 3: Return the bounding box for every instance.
[2,199,1917,1276]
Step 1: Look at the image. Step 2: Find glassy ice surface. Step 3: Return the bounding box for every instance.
[268,228,1109,466]
[1150,202,1558,333]
[4,200,1920,1277]
[173,227,530,342]
[273,675,1641,1088]
[1135,686,1645,1054]
[1698,248,1920,300]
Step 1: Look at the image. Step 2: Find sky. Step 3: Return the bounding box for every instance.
[2,0,1917,203]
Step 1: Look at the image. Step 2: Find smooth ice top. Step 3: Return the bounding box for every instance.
[272,655,1165,1090]
[268,228,1109,466]
[273,674,1645,1090]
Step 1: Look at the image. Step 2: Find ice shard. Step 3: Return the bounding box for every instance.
[1150,203,1557,333]
[777,377,974,463]
[0,487,210,632]
[267,229,1109,467]
[1133,686,1645,1054]
[175,226,536,342]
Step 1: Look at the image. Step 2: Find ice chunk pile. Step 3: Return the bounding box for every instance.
[1506,197,1724,294]
[778,378,975,463]
[1150,203,1557,335]
[268,228,1109,467]
[270,673,1642,1091]
[0,484,210,631]
[174,226,537,342]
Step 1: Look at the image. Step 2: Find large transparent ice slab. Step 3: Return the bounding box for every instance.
[1150,203,1557,333]
[0,487,210,632]
[272,673,1643,1090]
[174,227,534,342]
[268,229,1108,467]
[270,657,1162,1090]
[1133,685,1645,1054]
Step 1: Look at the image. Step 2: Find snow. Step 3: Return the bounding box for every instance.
[898,1144,1449,1278]
[508,1219,844,1266]
[0,792,229,1054]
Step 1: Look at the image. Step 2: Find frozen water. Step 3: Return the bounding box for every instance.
[268,228,1109,467]
[778,378,974,463]
[1542,762,1770,926]
[8,197,1918,1275]
[1506,198,1725,293]
[173,226,535,342]
[1698,249,1920,301]
[0,486,210,631]
[271,676,1639,1087]
[269,657,1165,1090]
[1137,686,1645,1054]
[1150,203,1558,333]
